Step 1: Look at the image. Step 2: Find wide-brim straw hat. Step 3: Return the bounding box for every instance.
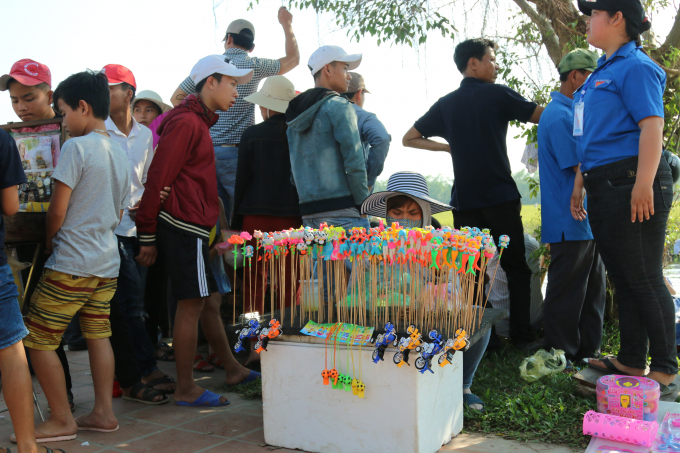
[244,75,295,113]
[361,171,453,217]
[134,90,172,113]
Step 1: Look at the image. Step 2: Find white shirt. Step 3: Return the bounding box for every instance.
[105,117,154,237]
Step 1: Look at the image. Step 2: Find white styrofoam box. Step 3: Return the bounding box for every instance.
[261,337,463,453]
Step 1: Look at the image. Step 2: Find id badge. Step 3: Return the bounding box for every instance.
[573,101,584,137]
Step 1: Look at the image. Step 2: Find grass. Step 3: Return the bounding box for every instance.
[432,204,542,233]
[463,323,622,450]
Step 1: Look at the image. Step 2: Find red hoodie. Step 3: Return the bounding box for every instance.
[136,95,219,245]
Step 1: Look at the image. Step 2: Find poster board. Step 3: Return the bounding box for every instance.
[0,117,67,204]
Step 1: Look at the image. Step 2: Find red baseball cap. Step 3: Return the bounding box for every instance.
[101,64,136,89]
[0,59,52,91]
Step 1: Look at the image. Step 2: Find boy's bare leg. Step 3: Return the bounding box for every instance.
[75,338,117,430]
[0,342,39,453]
[27,349,77,438]
[200,292,251,385]
[173,297,227,404]
[245,340,260,367]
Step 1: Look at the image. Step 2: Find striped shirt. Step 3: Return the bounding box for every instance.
[179,48,281,146]
[485,233,544,337]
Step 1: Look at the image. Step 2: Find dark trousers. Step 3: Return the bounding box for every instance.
[583,156,678,374]
[145,261,169,343]
[108,294,141,389]
[454,199,534,344]
[543,239,606,361]
[115,236,157,377]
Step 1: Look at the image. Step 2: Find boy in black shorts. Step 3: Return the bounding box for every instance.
[135,55,253,406]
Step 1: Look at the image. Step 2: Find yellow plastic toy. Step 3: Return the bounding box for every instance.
[393,325,422,368]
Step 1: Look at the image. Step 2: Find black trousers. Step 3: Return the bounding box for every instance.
[108,295,141,389]
[454,199,534,344]
[543,239,606,361]
[584,156,677,374]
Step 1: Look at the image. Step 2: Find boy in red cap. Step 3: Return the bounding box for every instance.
[100,64,174,402]
[0,59,55,125]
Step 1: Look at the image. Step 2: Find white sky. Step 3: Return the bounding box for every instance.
[0,0,677,180]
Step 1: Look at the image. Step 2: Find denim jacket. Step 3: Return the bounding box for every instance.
[352,104,391,188]
[286,88,369,216]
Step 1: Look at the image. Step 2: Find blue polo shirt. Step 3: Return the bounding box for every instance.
[575,41,666,172]
[538,92,593,243]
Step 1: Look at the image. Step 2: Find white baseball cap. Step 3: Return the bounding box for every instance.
[190,55,254,86]
[307,45,362,76]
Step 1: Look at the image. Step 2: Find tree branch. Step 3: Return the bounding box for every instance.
[511,0,561,66]
[659,10,680,55]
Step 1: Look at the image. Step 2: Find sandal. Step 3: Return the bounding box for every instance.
[158,342,174,353]
[3,447,67,452]
[659,381,679,396]
[194,355,214,372]
[113,380,122,398]
[207,353,224,370]
[122,381,169,405]
[144,374,176,394]
[463,393,485,412]
[583,356,640,376]
[155,348,175,362]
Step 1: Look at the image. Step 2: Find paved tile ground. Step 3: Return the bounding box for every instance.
[0,348,580,453]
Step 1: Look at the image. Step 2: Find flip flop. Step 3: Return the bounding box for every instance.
[144,375,176,394]
[583,357,635,376]
[232,370,261,387]
[463,393,485,412]
[10,433,76,443]
[175,389,230,407]
[122,382,170,405]
[2,448,65,453]
[75,416,119,433]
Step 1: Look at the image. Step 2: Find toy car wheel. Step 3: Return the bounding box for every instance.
[438,354,446,365]
[415,346,422,353]
[415,357,426,370]
[393,352,403,364]
[372,350,379,362]
[392,339,399,347]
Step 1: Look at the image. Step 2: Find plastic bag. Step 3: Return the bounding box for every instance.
[519,348,567,382]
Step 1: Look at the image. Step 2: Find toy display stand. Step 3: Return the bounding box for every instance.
[585,401,680,453]
[233,306,506,453]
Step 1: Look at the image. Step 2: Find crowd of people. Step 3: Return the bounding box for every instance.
[0,0,677,451]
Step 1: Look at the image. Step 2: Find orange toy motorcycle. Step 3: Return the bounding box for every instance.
[254,319,282,353]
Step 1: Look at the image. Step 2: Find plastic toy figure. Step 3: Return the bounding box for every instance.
[297,242,308,255]
[254,319,282,353]
[499,234,510,249]
[234,319,261,353]
[415,330,445,374]
[393,325,422,368]
[438,329,470,367]
[371,321,398,363]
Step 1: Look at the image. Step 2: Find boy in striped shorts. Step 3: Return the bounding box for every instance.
[23,70,130,442]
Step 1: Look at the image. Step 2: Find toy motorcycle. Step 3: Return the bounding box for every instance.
[371,321,398,363]
[233,319,261,354]
[254,319,282,353]
[393,325,422,368]
[438,328,470,367]
[415,330,445,374]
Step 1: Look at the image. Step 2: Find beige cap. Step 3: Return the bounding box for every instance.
[133,90,172,113]
[348,72,370,94]
[244,76,296,113]
[224,19,255,41]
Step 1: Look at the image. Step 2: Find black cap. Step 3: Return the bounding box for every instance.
[578,0,651,32]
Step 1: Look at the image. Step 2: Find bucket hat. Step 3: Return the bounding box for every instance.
[361,171,453,217]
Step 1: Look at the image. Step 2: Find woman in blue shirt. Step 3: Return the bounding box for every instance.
[572,0,677,392]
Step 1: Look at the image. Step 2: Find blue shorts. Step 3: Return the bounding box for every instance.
[214,146,239,219]
[209,254,231,295]
[0,263,28,350]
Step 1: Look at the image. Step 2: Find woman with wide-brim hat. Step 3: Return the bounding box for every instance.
[360,171,491,411]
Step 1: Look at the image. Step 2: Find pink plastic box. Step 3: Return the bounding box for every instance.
[597,375,660,422]
[583,410,658,447]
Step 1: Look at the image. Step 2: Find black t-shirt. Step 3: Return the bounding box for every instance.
[414,77,537,211]
[0,130,28,265]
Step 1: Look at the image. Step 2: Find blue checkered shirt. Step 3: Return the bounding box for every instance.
[180,48,281,145]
